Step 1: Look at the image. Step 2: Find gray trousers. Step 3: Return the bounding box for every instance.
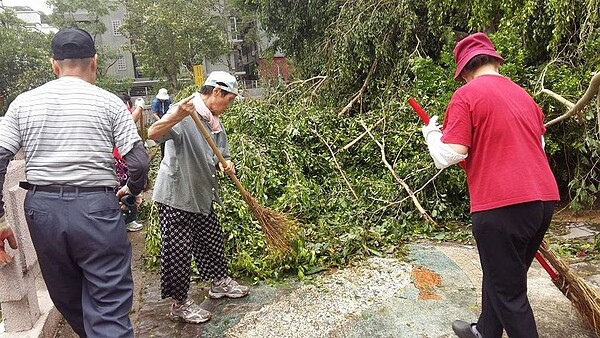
[24,188,134,338]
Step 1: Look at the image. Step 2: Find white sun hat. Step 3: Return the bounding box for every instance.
[203,71,240,96]
[156,88,170,100]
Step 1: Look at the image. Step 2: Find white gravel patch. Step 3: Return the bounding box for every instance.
[225,257,412,338]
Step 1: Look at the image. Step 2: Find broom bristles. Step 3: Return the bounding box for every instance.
[240,189,296,251]
[538,241,600,336]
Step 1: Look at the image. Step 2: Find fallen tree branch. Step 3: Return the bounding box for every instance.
[540,89,575,110]
[371,169,444,217]
[542,72,600,127]
[339,117,385,152]
[276,76,328,103]
[312,129,359,200]
[359,120,436,225]
[287,76,328,87]
[339,60,378,116]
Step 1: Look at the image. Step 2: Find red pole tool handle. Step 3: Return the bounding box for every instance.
[408,97,430,124]
[535,251,559,281]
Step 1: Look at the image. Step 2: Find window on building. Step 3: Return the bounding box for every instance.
[117,57,127,71]
[112,20,122,36]
[229,16,241,41]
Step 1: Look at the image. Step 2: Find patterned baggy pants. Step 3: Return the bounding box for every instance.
[157,202,228,302]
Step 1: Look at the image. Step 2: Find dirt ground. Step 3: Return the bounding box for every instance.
[552,206,600,223]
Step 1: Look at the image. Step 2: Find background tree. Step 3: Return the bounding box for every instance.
[0,10,53,115]
[236,0,600,209]
[120,0,230,90]
[47,0,119,36]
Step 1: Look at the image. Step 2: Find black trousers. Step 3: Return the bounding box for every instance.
[472,201,555,338]
[157,203,228,302]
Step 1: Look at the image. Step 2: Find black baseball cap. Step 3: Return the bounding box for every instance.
[51,27,97,60]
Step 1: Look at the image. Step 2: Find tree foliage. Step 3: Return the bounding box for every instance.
[142,86,472,278]
[0,10,54,115]
[237,0,600,209]
[164,0,600,278]
[121,0,230,90]
[47,0,120,36]
[47,0,132,80]
[138,0,600,278]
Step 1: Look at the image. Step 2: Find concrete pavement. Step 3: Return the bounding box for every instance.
[126,242,598,338]
[46,218,600,338]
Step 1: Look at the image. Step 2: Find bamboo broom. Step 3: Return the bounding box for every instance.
[536,241,600,336]
[189,112,294,251]
[409,97,600,335]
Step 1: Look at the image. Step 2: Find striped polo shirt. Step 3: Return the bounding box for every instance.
[0,76,141,187]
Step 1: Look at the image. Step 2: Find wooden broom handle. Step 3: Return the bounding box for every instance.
[189,112,246,193]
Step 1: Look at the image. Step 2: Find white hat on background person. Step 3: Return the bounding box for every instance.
[203,71,240,96]
[156,88,170,100]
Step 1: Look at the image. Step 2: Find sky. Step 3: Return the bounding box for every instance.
[2,0,52,14]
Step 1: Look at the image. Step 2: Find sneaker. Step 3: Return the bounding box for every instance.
[209,277,250,299]
[126,220,144,232]
[169,299,211,324]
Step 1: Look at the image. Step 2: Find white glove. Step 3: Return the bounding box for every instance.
[422,115,442,140]
[421,116,467,169]
[135,98,145,108]
[541,135,545,150]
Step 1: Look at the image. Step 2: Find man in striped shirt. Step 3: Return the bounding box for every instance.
[0,27,149,338]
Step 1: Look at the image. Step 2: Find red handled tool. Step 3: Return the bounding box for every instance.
[408,97,466,170]
[408,97,430,124]
[534,252,559,280]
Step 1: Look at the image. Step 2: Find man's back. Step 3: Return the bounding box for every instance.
[0,26,143,338]
[0,77,140,187]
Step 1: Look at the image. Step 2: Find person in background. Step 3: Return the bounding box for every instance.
[118,93,145,125]
[0,27,149,337]
[115,93,146,232]
[151,88,172,160]
[421,32,559,338]
[147,71,248,324]
[151,88,171,122]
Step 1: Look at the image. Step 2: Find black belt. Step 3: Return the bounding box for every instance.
[19,182,111,193]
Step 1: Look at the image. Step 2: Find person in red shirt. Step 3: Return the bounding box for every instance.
[421,32,560,338]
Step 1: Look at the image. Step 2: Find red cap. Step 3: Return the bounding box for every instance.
[453,32,503,81]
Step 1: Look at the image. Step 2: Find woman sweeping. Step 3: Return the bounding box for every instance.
[421,32,560,338]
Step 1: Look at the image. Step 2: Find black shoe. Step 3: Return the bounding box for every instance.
[452,320,480,338]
